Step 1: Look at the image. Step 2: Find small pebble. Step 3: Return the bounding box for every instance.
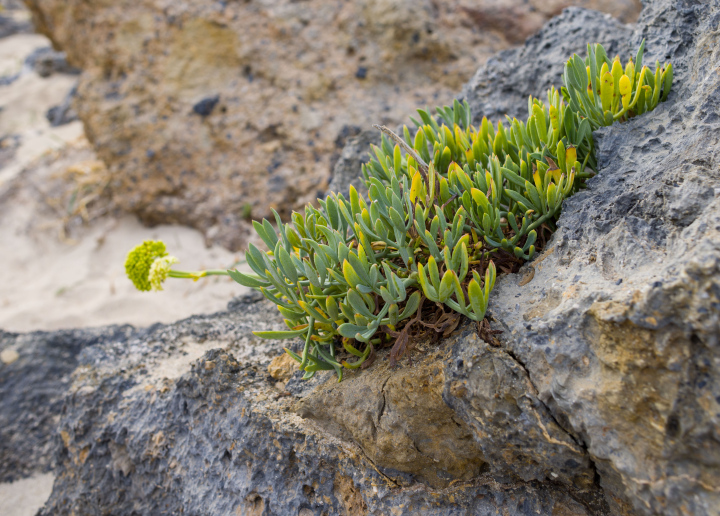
[0,349,19,364]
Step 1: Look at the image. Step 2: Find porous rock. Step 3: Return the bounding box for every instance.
[3,0,719,514]
[22,0,640,249]
[477,0,720,514]
[326,129,380,200]
[0,325,135,482]
[29,296,595,515]
[460,7,634,122]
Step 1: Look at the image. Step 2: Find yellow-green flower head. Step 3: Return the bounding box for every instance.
[125,240,168,291]
[149,256,179,291]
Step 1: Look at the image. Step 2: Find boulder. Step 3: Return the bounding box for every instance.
[485,0,720,513]
[25,296,599,515]
[22,0,640,249]
[326,129,380,200]
[2,0,718,514]
[460,8,634,122]
[0,325,136,482]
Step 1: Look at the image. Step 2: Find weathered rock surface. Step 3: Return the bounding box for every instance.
[23,0,640,249]
[475,1,720,514]
[13,296,598,515]
[326,129,380,200]
[460,7,635,122]
[0,325,135,482]
[2,0,719,514]
[0,291,598,514]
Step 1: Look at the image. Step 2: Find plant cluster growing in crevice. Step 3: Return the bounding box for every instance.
[125,42,673,381]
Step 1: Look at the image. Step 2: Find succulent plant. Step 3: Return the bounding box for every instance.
[562,40,674,129]
[124,41,673,381]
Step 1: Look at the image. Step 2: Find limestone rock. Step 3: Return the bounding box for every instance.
[0,326,135,482]
[460,7,634,122]
[295,334,488,490]
[267,352,298,382]
[469,0,720,513]
[3,1,718,514]
[23,0,640,249]
[2,296,591,515]
[326,129,379,200]
[443,331,594,491]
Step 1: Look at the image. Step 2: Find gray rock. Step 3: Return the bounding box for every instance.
[326,129,379,198]
[460,8,633,122]
[24,47,80,78]
[478,1,720,514]
[443,329,594,491]
[0,326,135,482]
[32,298,593,515]
[1,45,80,87]
[2,1,719,515]
[46,85,79,127]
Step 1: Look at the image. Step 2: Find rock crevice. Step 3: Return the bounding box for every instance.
[3,0,719,514]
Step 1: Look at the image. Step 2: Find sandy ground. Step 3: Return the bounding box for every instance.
[0,31,252,334]
[0,473,55,516]
[0,201,251,332]
[0,33,81,185]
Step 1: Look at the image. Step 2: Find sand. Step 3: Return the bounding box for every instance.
[0,29,254,334]
[0,473,55,516]
[0,24,252,512]
[0,205,251,332]
[0,137,252,333]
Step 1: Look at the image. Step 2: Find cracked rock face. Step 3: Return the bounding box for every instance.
[296,335,487,489]
[22,0,640,249]
[477,1,720,514]
[12,296,596,515]
[2,0,719,514]
[443,331,594,491]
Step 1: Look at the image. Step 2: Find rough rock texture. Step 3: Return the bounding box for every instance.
[460,8,635,122]
[3,0,719,514]
[23,0,640,249]
[22,296,598,516]
[476,1,720,514]
[326,129,380,200]
[443,333,594,491]
[0,325,135,482]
